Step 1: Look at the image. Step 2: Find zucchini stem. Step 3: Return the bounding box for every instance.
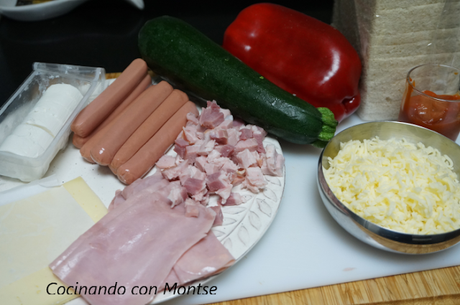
[313,107,338,148]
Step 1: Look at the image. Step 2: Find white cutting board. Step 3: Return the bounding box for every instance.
[165,114,460,305]
[1,114,460,305]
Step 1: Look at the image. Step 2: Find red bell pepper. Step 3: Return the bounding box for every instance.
[223,3,362,122]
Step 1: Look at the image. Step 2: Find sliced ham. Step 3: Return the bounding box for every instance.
[210,202,224,227]
[171,232,234,285]
[50,179,216,305]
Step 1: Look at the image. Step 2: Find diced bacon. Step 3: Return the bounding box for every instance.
[261,144,285,177]
[210,203,223,227]
[195,156,220,175]
[192,187,208,202]
[185,145,200,163]
[156,155,177,170]
[174,138,189,158]
[162,160,190,181]
[168,181,188,208]
[216,183,233,203]
[199,101,225,129]
[179,165,206,185]
[244,167,267,193]
[226,129,240,146]
[246,167,267,187]
[232,119,245,128]
[183,177,206,196]
[236,149,257,169]
[183,126,200,144]
[209,129,228,144]
[186,112,199,125]
[220,108,231,119]
[198,139,216,156]
[194,156,208,172]
[200,193,210,205]
[232,176,245,187]
[235,138,258,153]
[220,158,238,182]
[207,149,221,161]
[239,128,253,140]
[176,130,185,140]
[185,198,200,217]
[206,171,231,192]
[226,192,243,206]
[256,153,265,167]
[251,125,267,154]
[250,124,267,138]
[215,144,235,158]
[216,118,233,130]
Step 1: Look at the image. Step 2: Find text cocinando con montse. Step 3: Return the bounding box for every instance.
[46,282,217,296]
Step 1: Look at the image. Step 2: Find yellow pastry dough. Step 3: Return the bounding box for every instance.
[0,177,108,305]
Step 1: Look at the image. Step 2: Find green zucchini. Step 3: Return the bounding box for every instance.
[138,16,337,147]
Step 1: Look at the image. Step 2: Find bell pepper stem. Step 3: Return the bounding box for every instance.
[312,107,338,148]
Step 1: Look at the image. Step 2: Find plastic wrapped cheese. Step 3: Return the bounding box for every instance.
[0,84,83,158]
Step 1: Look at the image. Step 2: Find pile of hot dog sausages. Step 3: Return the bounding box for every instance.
[71,59,198,185]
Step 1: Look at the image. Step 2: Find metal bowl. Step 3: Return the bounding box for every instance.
[317,121,460,254]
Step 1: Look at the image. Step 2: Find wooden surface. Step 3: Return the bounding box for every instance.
[210,266,460,305]
[106,73,460,305]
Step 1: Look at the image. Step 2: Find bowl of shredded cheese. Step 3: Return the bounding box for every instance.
[317,121,460,254]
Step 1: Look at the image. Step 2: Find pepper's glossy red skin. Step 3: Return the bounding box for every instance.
[223,3,362,122]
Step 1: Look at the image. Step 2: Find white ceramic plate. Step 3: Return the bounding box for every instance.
[0,0,143,22]
[0,77,286,304]
[60,134,286,305]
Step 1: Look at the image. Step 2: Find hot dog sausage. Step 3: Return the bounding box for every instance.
[79,115,118,163]
[72,74,152,149]
[71,58,148,138]
[117,101,198,185]
[109,89,189,174]
[90,81,174,166]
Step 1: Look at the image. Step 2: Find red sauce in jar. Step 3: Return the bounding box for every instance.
[398,89,460,141]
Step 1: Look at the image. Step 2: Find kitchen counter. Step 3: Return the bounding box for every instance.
[1,1,460,304]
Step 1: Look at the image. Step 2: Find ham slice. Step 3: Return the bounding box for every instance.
[50,180,216,305]
[171,232,234,285]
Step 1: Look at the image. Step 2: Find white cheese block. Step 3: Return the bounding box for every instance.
[24,84,83,137]
[0,124,54,158]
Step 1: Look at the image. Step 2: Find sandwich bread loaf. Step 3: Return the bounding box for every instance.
[332,0,460,120]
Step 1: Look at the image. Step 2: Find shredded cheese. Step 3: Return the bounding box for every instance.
[324,137,460,234]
